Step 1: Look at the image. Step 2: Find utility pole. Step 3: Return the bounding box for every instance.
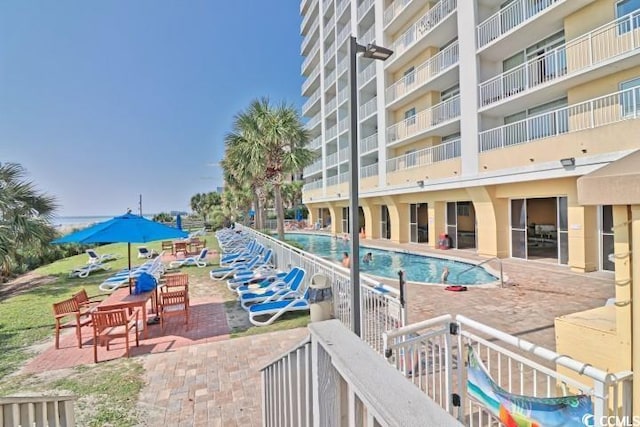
[139,194,143,216]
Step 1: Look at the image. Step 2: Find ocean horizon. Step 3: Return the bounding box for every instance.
[53,215,154,227]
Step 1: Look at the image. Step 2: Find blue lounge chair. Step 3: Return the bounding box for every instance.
[209,255,261,280]
[240,268,306,310]
[248,289,310,326]
[169,248,209,268]
[233,267,300,294]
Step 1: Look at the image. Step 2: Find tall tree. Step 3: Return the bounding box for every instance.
[0,163,58,276]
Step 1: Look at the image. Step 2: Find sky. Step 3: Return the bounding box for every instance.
[0,0,304,217]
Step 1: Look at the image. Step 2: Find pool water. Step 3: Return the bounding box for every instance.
[285,233,497,285]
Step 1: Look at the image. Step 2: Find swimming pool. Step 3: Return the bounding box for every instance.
[285,233,497,285]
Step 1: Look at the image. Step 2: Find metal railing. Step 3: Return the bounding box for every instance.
[305,112,322,130]
[387,138,461,172]
[337,55,348,76]
[384,314,633,424]
[386,96,461,145]
[337,86,349,104]
[336,0,349,17]
[453,257,504,287]
[357,0,374,20]
[360,24,375,46]
[386,41,459,103]
[301,67,320,95]
[324,42,335,65]
[337,23,350,45]
[359,96,377,119]
[326,151,339,167]
[360,162,379,178]
[479,87,640,152]
[324,69,336,88]
[480,12,640,107]
[300,20,319,55]
[326,174,340,187]
[477,0,560,49]
[359,132,378,153]
[1,395,77,427]
[323,15,335,37]
[384,0,413,27]
[305,159,323,175]
[300,6,317,34]
[308,135,322,150]
[325,124,337,141]
[338,117,349,133]
[358,61,376,85]
[240,227,404,352]
[391,0,457,58]
[302,180,323,191]
[301,41,320,74]
[337,147,349,163]
[325,96,337,113]
[302,89,321,114]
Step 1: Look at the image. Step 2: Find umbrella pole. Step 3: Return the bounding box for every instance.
[128,242,133,294]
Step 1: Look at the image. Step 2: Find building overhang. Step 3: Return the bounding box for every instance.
[577,149,640,206]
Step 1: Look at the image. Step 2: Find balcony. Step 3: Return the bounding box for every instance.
[326,151,339,167]
[301,67,320,96]
[325,124,338,141]
[337,147,349,164]
[337,24,350,46]
[479,87,640,154]
[301,41,320,75]
[359,132,378,153]
[300,18,319,55]
[360,24,375,46]
[479,12,640,110]
[360,162,378,179]
[322,0,332,12]
[387,0,457,71]
[387,138,461,173]
[325,96,337,114]
[336,55,348,77]
[386,41,459,106]
[357,0,374,21]
[323,15,335,38]
[305,112,322,131]
[358,61,376,87]
[338,117,349,134]
[300,1,319,35]
[324,69,336,88]
[476,0,595,60]
[384,0,425,34]
[302,179,323,192]
[386,96,461,146]
[324,42,336,65]
[336,0,349,18]
[302,89,321,116]
[359,96,377,120]
[304,159,323,175]
[337,86,349,105]
[308,135,322,150]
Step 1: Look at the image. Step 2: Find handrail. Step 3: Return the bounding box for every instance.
[453,257,503,287]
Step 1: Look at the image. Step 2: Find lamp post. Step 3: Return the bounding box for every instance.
[349,36,393,337]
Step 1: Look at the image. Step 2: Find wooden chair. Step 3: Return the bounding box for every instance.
[160,273,189,291]
[90,308,139,363]
[158,289,189,331]
[161,240,174,254]
[72,288,106,314]
[53,297,92,349]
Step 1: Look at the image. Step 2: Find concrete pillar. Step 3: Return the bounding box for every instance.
[384,196,409,243]
[466,186,509,258]
[613,206,632,374]
[306,205,317,228]
[327,204,343,236]
[428,201,446,248]
[567,202,599,272]
[631,205,640,415]
[361,201,380,239]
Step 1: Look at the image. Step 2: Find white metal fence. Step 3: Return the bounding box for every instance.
[384,0,413,27]
[387,138,461,172]
[479,87,640,152]
[386,96,461,145]
[391,0,457,57]
[360,162,378,179]
[359,132,378,153]
[384,315,633,425]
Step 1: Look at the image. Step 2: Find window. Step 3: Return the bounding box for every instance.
[620,77,640,116]
[440,85,459,101]
[404,66,415,86]
[617,0,640,33]
[405,149,417,167]
[404,108,416,126]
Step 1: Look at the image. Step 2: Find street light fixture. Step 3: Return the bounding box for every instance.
[349,36,393,337]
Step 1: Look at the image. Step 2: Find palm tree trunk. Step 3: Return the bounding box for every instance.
[253,189,262,229]
[274,183,285,241]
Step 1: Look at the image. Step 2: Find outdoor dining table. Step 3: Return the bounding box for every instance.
[97,287,156,339]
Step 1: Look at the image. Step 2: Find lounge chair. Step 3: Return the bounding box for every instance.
[137,246,155,259]
[86,249,116,265]
[233,267,300,294]
[248,289,310,326]
[70,262,111,278]
[169,248,209,268]
[209,255,261,280]
[239,268,306,310]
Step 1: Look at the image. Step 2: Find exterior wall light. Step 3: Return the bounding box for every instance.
[417,180,424,187]
[560,157,576,167]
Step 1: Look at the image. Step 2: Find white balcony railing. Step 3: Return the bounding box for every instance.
[357,0,375,20]
[360,25,375,46]
[302,67,320,94]
[359,132,378,153]
[325,96,337,113]
[358,61,376,85]
[302,90,321,114]
[337,0,349,17]
[300,19,319,54]
[479,87,640,152]
[302,180,323,192]
[338,117,350,133]
[305,159,323,174]
[326,174,340,187]
[359,96,377,119]
[322,0,332,11]
[325,124,338,141]
[360,162,379,178]
[479,11,640,107]
[337,24,350,45]
[338,147,349,163]
[323,15,335,37]
[337,55,349,76]
[391,0,457,58]
[337,86,349,104]
[386,96,461,144]
[308,135,322,150]
[300,3,318,34]
[324,69,336,88]
[477,0,560,49]
[326,151,339,167]
[387,138,461,172]
[324,42,336,65]
[301,41,320,74]
[383,0,413,27]
[386,41,459,103]
[306,112,322,131]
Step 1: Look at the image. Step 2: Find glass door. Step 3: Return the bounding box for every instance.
[557,196,568,264]
[446,202,458,249]
[380,205,391,239]
[511,199,527,259]
[410,204,419,243]
[342,207,349,233]
[600,205,614,271]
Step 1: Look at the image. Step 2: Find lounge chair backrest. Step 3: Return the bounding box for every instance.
[198,248,208,260]
[261,249,273,264]
[86,249,98,260]
[289,269,306,293]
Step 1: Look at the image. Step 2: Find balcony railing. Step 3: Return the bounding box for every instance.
[338,86,349,104]
[308,135,322,150]
[302,90,321,114]
[384,0,413,27]
[359,132,378,153]
[360,24,375,46]
[391,0,457,58]
[338,117,350,133]
[359,96,377,119]
[302,67,320,94]
[323,15,335,37]
[325,124,338,141]
[337,0,349,17]
[301,41,320,74]
[336,55,348,76]
[325,96,337,113]
[386,41,459,103]
[337,24,350,45]
[386,96,461,145]
[324,69,336,88]
[305,159,323,174]
[360,162,378,178]
[326,173,340,187]
[300,19,319,54]
[326,151,339,167]
[387,138,461,172]
[358,61,376,86]
[300,3,318,34]
[480,11,640,107]
[338,147,349,163]
[324,43,336,65]
[479,87,640,152]
[302,179,323,191]
[357,0,375,20]
[477,0,560,49]
[322,0,332,11]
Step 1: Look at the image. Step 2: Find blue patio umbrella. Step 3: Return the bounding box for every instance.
[176,214,182,231]
[53,212,188,292]
[295,208,303,221]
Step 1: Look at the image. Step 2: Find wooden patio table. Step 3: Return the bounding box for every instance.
[97,287,155,339]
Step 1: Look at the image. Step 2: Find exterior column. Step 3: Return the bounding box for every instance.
[467,186,509,258]
[383,196,408,243]
[361,201,379,239]
[567,199,599,272]
[327,204,343,236]
[613,205,633,376]
[631,205,640,415]
[428,201,446,249]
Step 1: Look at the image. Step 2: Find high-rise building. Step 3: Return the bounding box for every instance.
[299,0,640,273]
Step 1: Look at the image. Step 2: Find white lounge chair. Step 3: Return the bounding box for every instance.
[137,246,156,259]
[86,249,116,265]
[70,262,111,278]
[240,268,306,310]
[169,248,209,268]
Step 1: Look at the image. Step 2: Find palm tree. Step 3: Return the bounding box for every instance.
[0,162,58,276]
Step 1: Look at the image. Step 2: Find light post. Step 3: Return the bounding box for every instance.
[349,36,393,337]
